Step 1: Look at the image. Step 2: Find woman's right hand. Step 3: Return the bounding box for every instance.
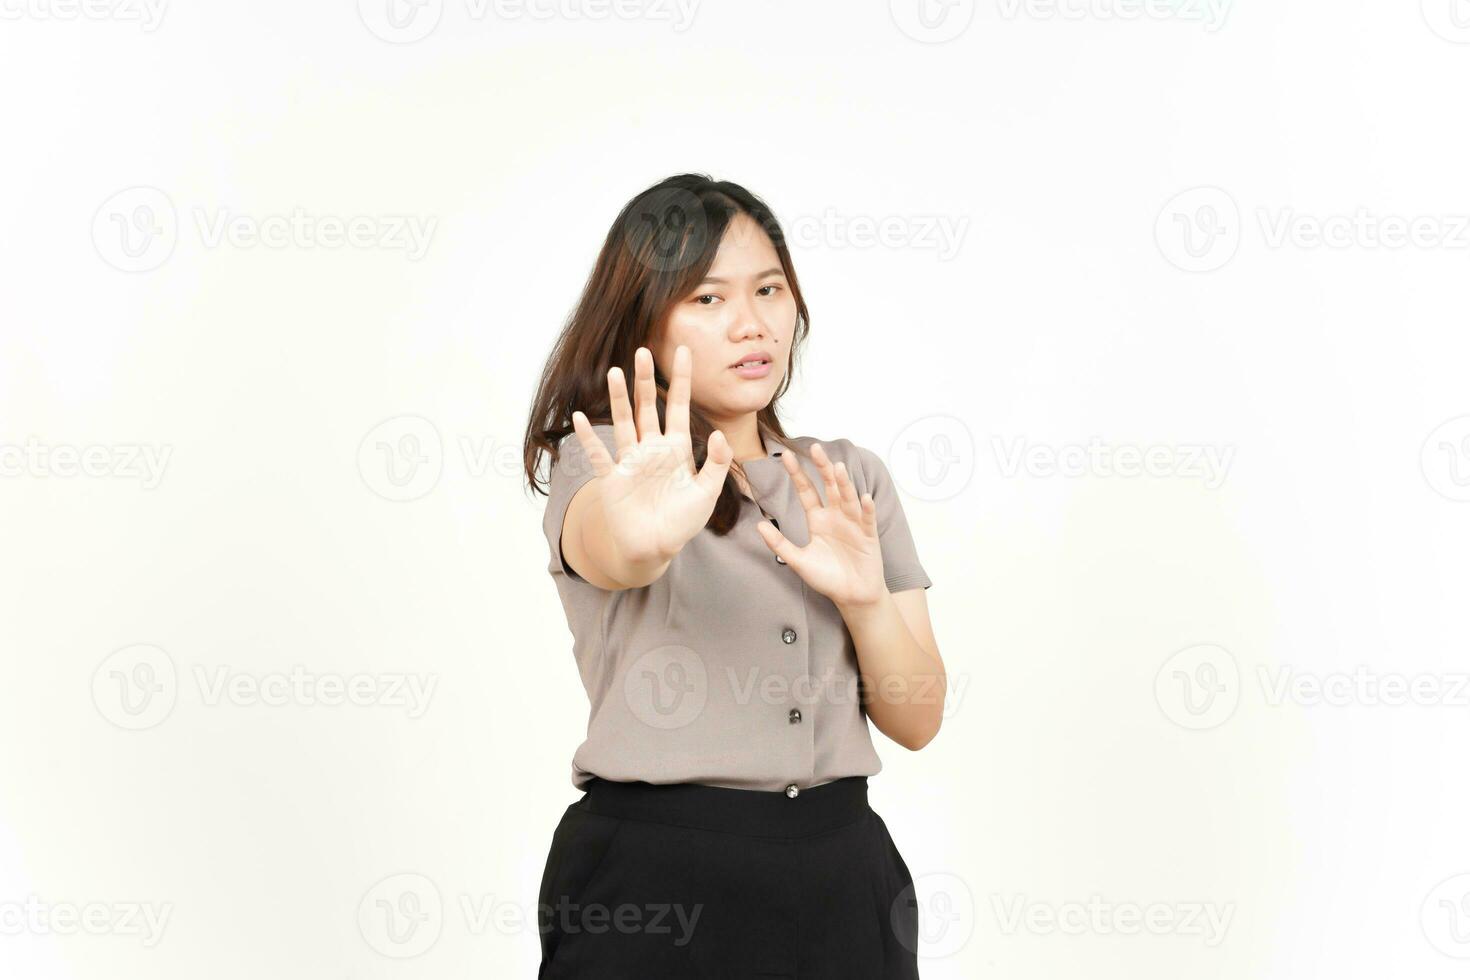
[571,344,733,568]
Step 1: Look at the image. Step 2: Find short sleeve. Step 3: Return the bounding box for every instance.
[858,447,932,593]
[543,423,618,583]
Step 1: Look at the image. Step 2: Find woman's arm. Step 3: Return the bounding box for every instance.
[554,345,732,591]
[837,588,945,751]
[751,441,945,749]
[561,476,676,590]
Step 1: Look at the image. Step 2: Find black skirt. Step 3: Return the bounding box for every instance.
[536,775,921,979]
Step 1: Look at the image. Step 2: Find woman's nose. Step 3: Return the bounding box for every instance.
[729,298,765,338]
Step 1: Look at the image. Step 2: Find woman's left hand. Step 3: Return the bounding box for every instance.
[755,443,888,610]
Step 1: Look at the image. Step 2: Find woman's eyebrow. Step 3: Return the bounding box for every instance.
[697,267,785,285]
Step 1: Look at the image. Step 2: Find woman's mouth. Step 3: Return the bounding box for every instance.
[730,351,774,379]
[730,359,772,379]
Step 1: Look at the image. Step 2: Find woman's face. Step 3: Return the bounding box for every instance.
[652,211,797,425]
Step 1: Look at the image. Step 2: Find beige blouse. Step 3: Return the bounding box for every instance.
[542,423,931,795]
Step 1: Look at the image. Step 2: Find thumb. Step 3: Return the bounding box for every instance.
[695,429,734,497]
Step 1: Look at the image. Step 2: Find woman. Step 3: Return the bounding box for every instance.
[522,173,946,978]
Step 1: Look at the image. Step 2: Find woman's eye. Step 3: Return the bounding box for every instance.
[696,285,780,304]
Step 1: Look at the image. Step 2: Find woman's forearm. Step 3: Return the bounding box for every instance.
[564,478,675,589]
[837,593,946,751]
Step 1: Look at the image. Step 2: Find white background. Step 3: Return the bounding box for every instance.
[3,0,1470,977]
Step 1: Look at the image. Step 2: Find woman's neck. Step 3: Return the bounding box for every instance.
[714,414,765,463]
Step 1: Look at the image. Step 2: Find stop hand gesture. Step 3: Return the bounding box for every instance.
[571,345,734,567]
[754,444,888,611]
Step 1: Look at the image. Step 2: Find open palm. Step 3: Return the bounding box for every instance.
[755,443,888,609]
[571,345,733,566]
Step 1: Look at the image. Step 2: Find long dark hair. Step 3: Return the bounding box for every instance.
[522,173,811,535]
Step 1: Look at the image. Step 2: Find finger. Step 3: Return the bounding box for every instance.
[606,365,636,463]
[633,347,661,441]
[810,443,841,507]
[570,411,614,479]
[859,492,879,538]
[781,447,824,513]
[666,345,691,442]
[755,518,799,565]
[833,460,863,524]
[695,428,733,497]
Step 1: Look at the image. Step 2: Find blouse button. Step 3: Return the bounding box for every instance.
[781,628,798,645]
[775,554,787,565]
[785,783,799,798]
[788,708,802,724]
